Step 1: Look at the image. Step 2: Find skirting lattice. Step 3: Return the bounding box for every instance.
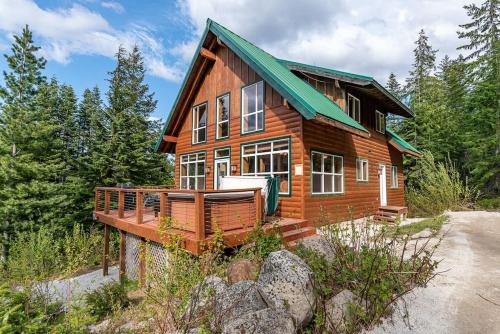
[125,233,141,280]
[125,233,169,282]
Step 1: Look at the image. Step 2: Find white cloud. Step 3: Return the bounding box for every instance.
[0,0,182,81]
[176,0,473,83]
[101,1,125,14]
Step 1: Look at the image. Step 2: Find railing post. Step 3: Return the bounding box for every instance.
[94,189,100,212]
[136,190,143,224]
[254,188,262,223]
[102,224,110,276]
[104,190,110,214]
[194,191,205,241]
[159,192,167,220]
[118,190,124,218]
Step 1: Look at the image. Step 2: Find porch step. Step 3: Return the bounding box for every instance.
[269,218,309,233]
[373,214,397,223]
[373,206,408,223]
[379,206,408,215]
[282,226,317,243]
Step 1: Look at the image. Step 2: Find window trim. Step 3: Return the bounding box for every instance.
[216,93,230,140]
[213,146,231,189]
[356,157,369,182]
[179,150,207,190]
[375,110,386,134]
[239,136,291,196]
[310,150,345,196]
[192,102,208,145]
[240,81,265,135]
[347,93,361,123]
[390,165,399,189]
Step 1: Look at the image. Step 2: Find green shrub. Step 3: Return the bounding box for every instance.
[84,282,130,321]
[62,224,104,274]
[476,196,500,210]
[406,151,479,217]
[0,284,51,334]
[241,221,283,261]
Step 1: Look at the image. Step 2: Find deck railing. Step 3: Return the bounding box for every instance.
[94,186,263,242]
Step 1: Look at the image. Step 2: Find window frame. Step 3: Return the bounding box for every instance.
[192,102,208,145]
[216,93,230,140]
[390,165,399,188]
[179,151,206,190]
[356,157,369,182]
[240,81,265,135]
[311,150,344,195]
[375,110,386,134]
[240,136,291,196]
[347,93,361,123]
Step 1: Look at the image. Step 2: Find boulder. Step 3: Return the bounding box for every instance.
[87,319,111,333]
[257,250,315,327]
[212,280,271,330]
[324,289,356,333]
[183,275,228,324]
[226,259,259,284]
[221,308,295,334]
[299,235,335,261]
[412,228,433,239]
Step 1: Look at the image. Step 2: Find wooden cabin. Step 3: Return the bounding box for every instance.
[94,19,419,278]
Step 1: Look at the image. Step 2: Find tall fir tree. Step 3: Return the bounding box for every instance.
[458,0,500,193]
[386,72,403,100]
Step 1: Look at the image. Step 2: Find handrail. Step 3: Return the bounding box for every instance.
[94,186,262,193]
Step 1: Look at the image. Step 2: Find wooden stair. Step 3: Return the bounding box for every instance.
[373,206,408,223]
[265,218,317,245]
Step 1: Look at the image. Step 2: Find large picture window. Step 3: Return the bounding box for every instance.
[347,94,361,122]
[375,110,386,134]
[311,151,343,194]
[390,165,398,188]
[241,81,264,133]
[216,94,230,139]
[180,152,206,190]
[356,158,369,182]
[192,103,207,144]
[241,138,290,195]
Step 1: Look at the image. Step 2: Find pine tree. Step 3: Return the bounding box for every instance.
[386,72,403,100]
[105,46,166,186]
[458,0,500,193]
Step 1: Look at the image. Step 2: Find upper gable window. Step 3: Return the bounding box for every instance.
[347,94,361,123]
[192,103,207,144]
[375,110,386,134]
[216,94,230,139]
[241,81,264,134]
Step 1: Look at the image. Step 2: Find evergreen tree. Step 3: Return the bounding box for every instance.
[386,72,403,100]
[458,0,500,193]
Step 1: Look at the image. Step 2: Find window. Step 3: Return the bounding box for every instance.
[356,158,369,182]
[311,151,344,194]
[390,165,398,188]
[214,148,230,159]
[241,81,264,133]
[192,103,207,144]
[347,94,361,122]
[241,138,290,194]
[216,94,230,139]
[180,152,206,190]
[375,110,386,134]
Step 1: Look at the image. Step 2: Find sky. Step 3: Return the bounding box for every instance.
[0,0,474,121]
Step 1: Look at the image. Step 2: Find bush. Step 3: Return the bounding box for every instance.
[406,151,479,217]
[84,282,130,321]
[476,196,500,210]
[296,217,440,333]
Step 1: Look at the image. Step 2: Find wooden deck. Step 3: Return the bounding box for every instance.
[93,187,316,255]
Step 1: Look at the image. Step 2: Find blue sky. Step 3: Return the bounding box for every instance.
[0,0,473,121]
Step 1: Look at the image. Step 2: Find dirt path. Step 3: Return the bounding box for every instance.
[366,211,500,334]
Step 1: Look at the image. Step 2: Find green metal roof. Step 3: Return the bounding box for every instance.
[387,128,420,155]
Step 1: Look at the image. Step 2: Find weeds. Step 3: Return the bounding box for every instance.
[390,215,447,236]
[84,281,131,321]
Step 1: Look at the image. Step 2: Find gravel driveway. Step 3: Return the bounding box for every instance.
[366,210,500,334]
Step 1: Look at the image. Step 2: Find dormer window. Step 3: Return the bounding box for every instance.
[375,110,386,134]
[347,94,361,122]
[192,103,207,144]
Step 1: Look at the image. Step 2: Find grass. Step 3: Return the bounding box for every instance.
[391,215,447,236]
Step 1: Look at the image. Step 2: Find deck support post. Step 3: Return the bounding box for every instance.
[254,188,262,223]
[104,190,110,214]
[194,191,205,243]
[136,191,143,224]
[102,224,110,276]
[119,230,126,283]
[139,237,146,287]
[118,191,125,218]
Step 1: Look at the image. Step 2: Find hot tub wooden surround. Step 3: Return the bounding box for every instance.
[93,186,316,256]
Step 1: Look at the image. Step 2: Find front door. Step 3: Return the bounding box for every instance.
[214,158,230,190]
[379,164,387,206]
